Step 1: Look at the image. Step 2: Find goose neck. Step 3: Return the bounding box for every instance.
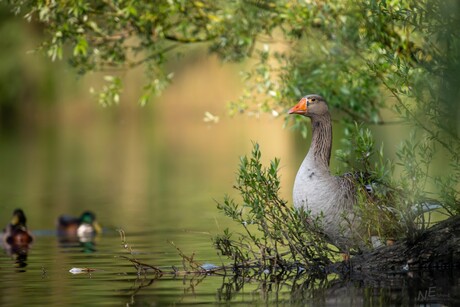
[307,114,332,168]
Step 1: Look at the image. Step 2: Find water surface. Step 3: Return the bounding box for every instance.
[0,57,459,306]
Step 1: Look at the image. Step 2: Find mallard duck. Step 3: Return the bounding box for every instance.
[57,211,102,238]
[2,209,33,246]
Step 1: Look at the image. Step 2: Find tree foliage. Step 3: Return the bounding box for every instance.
[5,0,460,211]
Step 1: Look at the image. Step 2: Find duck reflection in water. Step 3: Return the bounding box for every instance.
[57,211,102,253]
[1,209,34,269]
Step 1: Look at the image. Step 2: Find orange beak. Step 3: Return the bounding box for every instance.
[288,98,307,114]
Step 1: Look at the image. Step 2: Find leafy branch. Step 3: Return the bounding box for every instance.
[214,143,337,275]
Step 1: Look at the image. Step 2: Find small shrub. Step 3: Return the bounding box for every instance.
[214,143,337,274]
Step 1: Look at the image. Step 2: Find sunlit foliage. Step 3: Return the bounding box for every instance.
[4,0,460,213]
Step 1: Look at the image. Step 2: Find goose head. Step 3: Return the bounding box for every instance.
[288,94,329,118]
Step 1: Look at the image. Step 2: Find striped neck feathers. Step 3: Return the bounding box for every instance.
[307,113,332,168]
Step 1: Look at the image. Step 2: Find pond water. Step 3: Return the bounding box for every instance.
[2,124,460,307]
[1,226,459,306]
[0,61,459,305]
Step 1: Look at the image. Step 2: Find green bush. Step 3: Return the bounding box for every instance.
[214,143,336,274]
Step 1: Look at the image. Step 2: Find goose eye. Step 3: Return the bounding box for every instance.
[312,98,316,102]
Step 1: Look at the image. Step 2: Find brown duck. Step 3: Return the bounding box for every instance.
[2,209,33,247]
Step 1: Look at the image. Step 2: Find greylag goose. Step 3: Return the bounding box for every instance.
[288,94,443,251]
[288,95,377,250]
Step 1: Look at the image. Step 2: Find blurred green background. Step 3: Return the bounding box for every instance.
[0,5,302,235]
[1,1,457,232]
[1,2,459,305]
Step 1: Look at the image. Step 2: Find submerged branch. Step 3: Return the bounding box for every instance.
[117,229,163,276]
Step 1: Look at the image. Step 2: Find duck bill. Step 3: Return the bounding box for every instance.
[288,98,307,114]
[93,221,102,234]
[11,215,19,225]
